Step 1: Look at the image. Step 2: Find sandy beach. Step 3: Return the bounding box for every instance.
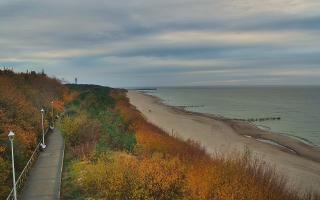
[128,90,320,194]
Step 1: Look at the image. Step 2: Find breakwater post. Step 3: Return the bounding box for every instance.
[232,117,281,122]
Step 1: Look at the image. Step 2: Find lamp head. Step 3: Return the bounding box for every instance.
[8,131,15,141]
[41,108,44,113]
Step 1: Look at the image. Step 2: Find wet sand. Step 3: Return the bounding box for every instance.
[128,90,320,194]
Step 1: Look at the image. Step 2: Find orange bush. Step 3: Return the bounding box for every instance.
[63,91,79,103]
[0,70,73,198]
[72,152,185,199]
[53,100,65,113]
[110,90,310,200]
[62,88,318,200]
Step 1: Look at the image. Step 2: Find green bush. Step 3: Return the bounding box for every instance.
[62,85,136,156]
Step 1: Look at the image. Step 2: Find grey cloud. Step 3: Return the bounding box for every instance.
[240,15,320,31]
[0,0,319,87]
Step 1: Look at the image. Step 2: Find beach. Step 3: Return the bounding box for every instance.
[128,90,320,194]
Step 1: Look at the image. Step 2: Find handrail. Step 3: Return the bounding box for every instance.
[6,127,51,200]
[57,140,65,199]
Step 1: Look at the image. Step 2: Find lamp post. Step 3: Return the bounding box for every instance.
[41,108,46,149]
[51,101,54,129]
[8,131,17,200]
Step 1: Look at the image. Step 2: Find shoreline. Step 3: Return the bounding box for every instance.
[127,90,320,193]
[140,91,320,162]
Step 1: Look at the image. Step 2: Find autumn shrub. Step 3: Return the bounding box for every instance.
[65,84,114,114]
[0,70,72,198]
[0,157,10,199]
[61,154,85,200]
[61,87,318,200]
[110,90,317,200]
[60,114,101,158]
[98,110,136,152]
[63,85,136,154]
[70,152,185,200]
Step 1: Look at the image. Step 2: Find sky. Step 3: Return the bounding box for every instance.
[0,0,320,87]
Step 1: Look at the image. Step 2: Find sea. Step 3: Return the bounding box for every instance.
[142,86,320,147]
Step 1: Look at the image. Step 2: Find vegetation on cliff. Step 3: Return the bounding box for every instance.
[0,71,317,199]
[0,69,73,199]
[60,85,318,200]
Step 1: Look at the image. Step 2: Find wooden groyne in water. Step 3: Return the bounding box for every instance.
[177,105,205,109]
[232,117,281,122]
[174,105,281,123]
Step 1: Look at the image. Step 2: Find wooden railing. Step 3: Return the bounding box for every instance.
[6,127,51,200]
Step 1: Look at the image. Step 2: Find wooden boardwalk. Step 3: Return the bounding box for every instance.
[21,129,64,200]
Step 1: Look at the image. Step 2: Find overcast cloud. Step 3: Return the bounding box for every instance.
[0,0,320,87]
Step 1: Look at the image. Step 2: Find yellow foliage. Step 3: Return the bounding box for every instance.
[0,146,6,153]
[71,153,186,200]
[60,114,89,142]
[0,157,10,199]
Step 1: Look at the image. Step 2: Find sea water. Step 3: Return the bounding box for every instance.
[143,86,320,147]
